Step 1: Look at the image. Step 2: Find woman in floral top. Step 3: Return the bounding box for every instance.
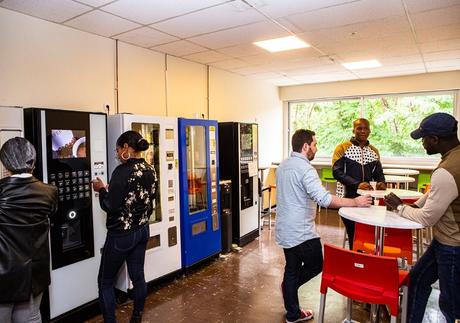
[92,130,157,323]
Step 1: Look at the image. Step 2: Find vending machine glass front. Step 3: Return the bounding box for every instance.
[186,125,208,214]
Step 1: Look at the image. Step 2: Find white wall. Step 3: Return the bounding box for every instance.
[0,8,114,112]
[0,7,282,166]
[209,68,282,166]
[117,42,166,115]
[166,56,208,119]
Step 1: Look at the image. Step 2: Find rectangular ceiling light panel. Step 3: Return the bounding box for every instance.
[253,35,310,52]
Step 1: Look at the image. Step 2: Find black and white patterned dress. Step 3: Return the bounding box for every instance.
[99,158,157,232]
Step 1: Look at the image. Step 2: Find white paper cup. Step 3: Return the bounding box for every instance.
[370,181,377,190]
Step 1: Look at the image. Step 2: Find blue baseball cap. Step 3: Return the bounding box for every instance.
[410,113,458,139]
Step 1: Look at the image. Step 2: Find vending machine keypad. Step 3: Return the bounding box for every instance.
[49,169,92,202]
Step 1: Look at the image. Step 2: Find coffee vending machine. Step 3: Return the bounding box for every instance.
[0,107,23,179]
[107,114,181,291]
[178,118,221,268]
[24,108,108,320]
[218,122,259,246]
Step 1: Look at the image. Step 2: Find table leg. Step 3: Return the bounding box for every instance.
[378,228,385,256]
[416,229,423,260]
[268,187,272,230]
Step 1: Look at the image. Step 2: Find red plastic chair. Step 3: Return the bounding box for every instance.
[318,244,409,323]
[353,222,413,265]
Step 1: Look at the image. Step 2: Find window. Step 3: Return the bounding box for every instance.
[288,91,456,161]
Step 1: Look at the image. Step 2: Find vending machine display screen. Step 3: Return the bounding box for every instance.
[240,124,253,159]
[51,129,86,159]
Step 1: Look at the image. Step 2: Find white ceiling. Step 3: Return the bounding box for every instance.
[1,0,459,86]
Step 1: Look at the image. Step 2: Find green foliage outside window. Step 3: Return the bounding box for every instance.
[289,93,455,158]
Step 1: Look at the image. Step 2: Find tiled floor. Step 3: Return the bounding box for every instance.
[87,209,444,323]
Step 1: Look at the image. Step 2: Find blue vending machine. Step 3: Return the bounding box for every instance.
[178,118,221,268]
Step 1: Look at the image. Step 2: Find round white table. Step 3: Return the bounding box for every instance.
[383,168,420,176]
[357,188,423,200]
[385,175,416,189]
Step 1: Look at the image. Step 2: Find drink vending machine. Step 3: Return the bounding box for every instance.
[0,107,23,179]
[107,114,181,291]
[218,122,259,246]
[178,118,221,268]
[24,108,108,320]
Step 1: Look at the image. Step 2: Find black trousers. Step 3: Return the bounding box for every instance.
[282,238,323,321]
[341,216,355,250]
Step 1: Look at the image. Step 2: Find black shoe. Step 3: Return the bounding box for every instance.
[130,312,142,323]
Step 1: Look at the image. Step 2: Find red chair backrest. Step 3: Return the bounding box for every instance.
[353,223,413,264]
[321,244,401,315]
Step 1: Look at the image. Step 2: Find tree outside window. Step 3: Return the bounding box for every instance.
[289,92,455,158]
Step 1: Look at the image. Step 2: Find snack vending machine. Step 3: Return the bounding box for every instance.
[24,108,108,320]
[0,107,23,179]
[107,114,181,291]
[218,122,259,246]
[178,118,221,268]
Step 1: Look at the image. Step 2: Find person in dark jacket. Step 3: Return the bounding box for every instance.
[332,118,386,249]
[0,137,58,323]
[92,131,157,323]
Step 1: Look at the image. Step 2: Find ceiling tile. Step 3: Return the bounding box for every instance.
[280,63,348,77]
[151,40,207,57]
[411,4,460,29]
[404,0,460,13]
[65,9,140,37]
[351,63,426,78]
[0,0,91,23]
[293,71,357,83]
[231,65,276,75]
[73,0,114,7]
[188,21,288,49]
[423,49,460,61]
[426,64,460,72]
[284,0,405,32]
[297,16,412,47]
[209,59,250,69]
[249,72,285,79]
[419,38,460,53]
[183,50,231,64]
[266,77,303,86]
[246,0,357,18]
[216,43,269,58]
[151,1,265,38]
[101,0,228,25]
[416,23,460,43]
[116,27,178,47]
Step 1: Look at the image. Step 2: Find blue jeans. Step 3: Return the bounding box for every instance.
[282,238,323,321]
[408,239,460,323]
[98,225,149,323]
[0,293,42,323]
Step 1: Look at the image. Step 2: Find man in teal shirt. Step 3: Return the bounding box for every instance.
[276,129,372,323]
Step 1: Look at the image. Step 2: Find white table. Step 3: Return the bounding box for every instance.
[357,188,423,200]
[386,175,416,189]
[383,168,420,176]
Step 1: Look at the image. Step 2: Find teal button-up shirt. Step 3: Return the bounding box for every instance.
[275,152,332,248]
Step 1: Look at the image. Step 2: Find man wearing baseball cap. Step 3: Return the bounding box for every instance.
[385,112,460,323]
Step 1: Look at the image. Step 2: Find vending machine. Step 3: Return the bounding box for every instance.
[218,122,259,246]
[107,114,181,291]
[178,118,221,268]
[0,107,23,179]
[24,108,108,320]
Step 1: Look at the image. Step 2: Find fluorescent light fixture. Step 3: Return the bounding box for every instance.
[253,36,310,53]
[342,59,381,69]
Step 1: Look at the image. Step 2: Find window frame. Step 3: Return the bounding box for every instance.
[287,90,459,168]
